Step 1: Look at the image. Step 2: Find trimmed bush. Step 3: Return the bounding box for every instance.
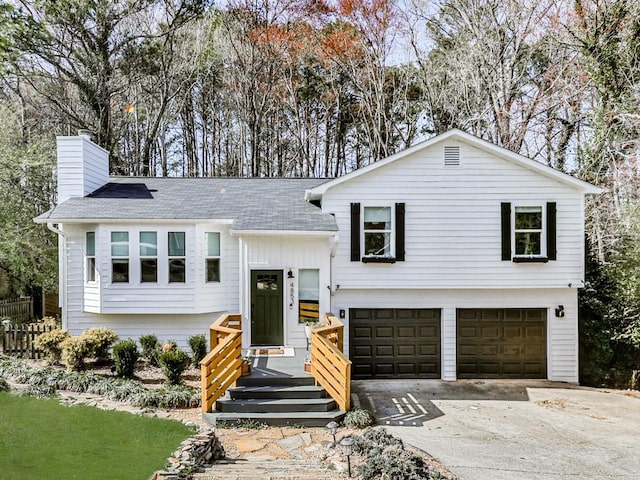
[139,334,160,366]
[34,329,70,365]
[159,348,190,385]
[344,408,375,429]
[60,336,92,372]
[0,377,9,392]
[188,334,207,367]
[112,339,139,379]
[82,328,119,362]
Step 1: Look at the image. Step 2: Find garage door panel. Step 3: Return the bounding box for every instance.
[353,326,372,339]
[350,308,441,379]
[457,308,546,379]
[397,326,416,337]
[353,345,372,357]
[375,326,393,338]
[375,345,394,357]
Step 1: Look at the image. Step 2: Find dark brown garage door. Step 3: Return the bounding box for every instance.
[350,308,441,379]
[457,308,546,379]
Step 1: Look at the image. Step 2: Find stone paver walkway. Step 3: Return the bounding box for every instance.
[194,426,352,479]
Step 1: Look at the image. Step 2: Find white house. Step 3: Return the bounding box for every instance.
[35,129,601,383]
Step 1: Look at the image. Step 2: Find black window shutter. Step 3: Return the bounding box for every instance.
[547,202,557,260]
[395,203,405,261]
[350,203,361,261]
[501,202,511,261]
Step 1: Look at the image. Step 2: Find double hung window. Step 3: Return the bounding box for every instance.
[514,206,543,257]
[86,232,96,282]
[205,232,220,282]
[168,232,186,283]
[363,206,392,257]
[111,232,129,283]
[140,231,158,283]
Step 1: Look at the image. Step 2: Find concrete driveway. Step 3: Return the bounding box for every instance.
[352,380,640,480]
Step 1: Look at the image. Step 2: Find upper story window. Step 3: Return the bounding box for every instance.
[111,232,129,283]
[86,232,96,283]
[514,206,543,256]
[205,232,220,282]
[168,232,186,283]
[363,206,392,257]
[501,202,556,263]
[351,202,405,263]
[140,231,157,283]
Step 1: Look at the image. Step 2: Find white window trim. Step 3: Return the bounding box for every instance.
[139,231,158,284]
[110,231,130,283]
[205,232,221,283]
[85,231,96,284]
[168,231,186,283]
[362,205,395,258]
[512,204,546,258]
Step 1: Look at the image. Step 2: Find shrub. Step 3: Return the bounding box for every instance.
[60,336,92,371]
[34,329,70,365]
[159,348,190,385]
[17,384,56,398]
[353,428,443,480]
[112,339,139,379]
[0,377,9,392]
[344,408,375,429]
[188,334,207,367]
[82,328,119,362]
[161,340,178,352]
[139,334,160,366]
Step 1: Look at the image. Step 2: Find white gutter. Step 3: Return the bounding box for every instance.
[46,223,67,330]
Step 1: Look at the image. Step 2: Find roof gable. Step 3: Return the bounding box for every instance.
[306,129,602,200]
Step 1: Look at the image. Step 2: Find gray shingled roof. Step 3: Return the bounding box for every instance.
[35,177,338,232]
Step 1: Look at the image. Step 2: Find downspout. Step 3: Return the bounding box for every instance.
[329,234,339,314]
[47,223,67,330]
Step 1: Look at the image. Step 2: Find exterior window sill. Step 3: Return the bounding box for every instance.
[512,256,549,263]
[362,257,396,264]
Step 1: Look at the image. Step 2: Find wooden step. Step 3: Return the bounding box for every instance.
[228,385,327,400]
[236,375,316,388]
[216,397,337,413]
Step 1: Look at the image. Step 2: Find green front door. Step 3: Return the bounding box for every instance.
[251,270,284,345]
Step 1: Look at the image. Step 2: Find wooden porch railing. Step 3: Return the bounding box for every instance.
[200,313,243,413]
[310,313,352,411]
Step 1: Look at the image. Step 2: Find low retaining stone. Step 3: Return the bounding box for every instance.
[153,428,225,479]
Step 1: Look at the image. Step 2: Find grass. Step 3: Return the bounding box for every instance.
[0,392,194,480]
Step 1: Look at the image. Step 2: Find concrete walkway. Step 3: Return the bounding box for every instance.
[353,379,640,480]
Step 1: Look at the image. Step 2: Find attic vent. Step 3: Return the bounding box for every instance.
[444,145,461,166]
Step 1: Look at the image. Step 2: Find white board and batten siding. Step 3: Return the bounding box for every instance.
[239,234,334,348]
[63,223,240,349]
[334,288,579,383]
[57,136,109,203]
[322,140,587,290]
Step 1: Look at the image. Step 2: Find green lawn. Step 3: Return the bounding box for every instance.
[0,392,194,480]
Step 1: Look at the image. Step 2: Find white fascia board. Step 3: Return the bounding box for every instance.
[230,229,337,237]
[306,129,603,199]
[33,217,235,225]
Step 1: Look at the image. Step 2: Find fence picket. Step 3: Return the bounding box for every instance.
[2,323,55,359]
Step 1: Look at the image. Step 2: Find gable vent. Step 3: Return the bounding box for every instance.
[444,145,461,166]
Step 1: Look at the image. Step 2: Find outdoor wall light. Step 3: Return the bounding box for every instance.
[555,305,565,318]
[340,436,354,477]
[326,421,339,446]
[287,269,294,279]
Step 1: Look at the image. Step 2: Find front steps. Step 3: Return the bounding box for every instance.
[204,375,346,427]
[193,459,338,479]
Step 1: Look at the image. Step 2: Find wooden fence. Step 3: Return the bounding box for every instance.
[0,297,33,323]
[2,323,56,359]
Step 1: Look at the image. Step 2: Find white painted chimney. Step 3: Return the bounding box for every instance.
[56,131,110,204]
